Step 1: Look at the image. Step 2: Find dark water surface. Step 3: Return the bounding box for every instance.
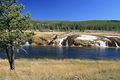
[0,46,120,60]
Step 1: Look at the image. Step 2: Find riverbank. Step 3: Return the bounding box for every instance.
[32,31,120,47]
[0,59,120,80]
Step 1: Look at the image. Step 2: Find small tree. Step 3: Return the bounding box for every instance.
[0,0,32,70]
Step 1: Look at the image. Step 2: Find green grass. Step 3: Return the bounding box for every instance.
[0,59,120,80]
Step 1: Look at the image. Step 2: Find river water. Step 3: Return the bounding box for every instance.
[0,46,120,60]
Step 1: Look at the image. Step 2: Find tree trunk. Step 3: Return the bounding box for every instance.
[9,49,15,70]
[9,56,15,70]
[6,46,15,70]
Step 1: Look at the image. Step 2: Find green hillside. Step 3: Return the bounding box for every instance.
[31,20,120,31]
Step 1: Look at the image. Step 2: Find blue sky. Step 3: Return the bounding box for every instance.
[20,0,120,21]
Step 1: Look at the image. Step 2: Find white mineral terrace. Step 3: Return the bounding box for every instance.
[75,35,98,41]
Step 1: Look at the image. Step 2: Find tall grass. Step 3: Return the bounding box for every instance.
[0,59,120,80]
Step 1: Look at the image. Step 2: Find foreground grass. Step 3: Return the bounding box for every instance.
[0,59,120,80]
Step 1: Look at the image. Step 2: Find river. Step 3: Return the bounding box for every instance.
[0,46,120,60]
[18,46,120,60]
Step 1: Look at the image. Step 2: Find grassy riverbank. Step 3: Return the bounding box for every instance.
[0,59,120,80]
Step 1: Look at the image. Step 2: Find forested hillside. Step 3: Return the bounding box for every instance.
[31,20,120,31]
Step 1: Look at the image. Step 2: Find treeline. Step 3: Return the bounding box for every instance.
[30,20,120,31]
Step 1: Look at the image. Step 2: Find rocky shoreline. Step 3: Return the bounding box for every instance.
[31,32,120,48]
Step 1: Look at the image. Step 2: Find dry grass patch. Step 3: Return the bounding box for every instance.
[34,32,120,37]
[0,59,120,80]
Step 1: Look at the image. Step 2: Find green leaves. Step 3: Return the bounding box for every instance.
[0,0,32,50]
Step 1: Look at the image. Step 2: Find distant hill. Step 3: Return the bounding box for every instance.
[31,20,120,32]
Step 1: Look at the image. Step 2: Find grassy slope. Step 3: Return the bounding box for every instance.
[0,59,120,80]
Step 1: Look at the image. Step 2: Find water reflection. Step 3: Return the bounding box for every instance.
[57,47,64,58]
